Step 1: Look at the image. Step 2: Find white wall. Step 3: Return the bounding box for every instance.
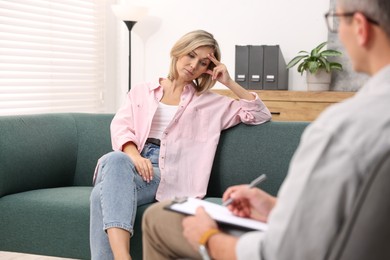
[111,0,331,110]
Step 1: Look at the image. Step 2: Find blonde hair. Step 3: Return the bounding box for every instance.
[167,30,221,93]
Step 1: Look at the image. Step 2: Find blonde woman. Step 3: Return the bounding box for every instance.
[90,30,271,259]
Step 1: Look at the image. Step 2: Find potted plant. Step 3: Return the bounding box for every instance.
[286,41,343,91]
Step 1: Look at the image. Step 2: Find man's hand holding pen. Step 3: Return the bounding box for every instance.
[222,174,277,222]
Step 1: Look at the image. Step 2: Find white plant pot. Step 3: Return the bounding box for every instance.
[306,70,331,91]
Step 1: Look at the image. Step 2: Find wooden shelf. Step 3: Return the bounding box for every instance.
[212,89,355,121]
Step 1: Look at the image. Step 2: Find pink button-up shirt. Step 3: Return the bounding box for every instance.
[110,80,271,201]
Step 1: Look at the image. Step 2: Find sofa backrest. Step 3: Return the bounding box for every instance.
[0,113,113,197]
[1,113,308,198]
[207,121,309,197]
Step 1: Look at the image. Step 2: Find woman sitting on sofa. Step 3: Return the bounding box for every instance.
[89,29,271,260]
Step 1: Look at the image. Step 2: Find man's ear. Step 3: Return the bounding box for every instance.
[353,12,371,46]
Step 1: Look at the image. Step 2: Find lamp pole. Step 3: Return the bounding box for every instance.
[111,3,148,91]
[124,21,136,91]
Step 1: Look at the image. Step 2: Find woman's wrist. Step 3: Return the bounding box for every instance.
[122,141,141,158]
[224,78,237,89]
[221,78,255,101]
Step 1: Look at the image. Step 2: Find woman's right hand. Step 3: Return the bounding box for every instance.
[222,185,277,222]
[123,142,154,182]
[130,155,154,182]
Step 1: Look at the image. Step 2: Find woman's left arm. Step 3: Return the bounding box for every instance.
[207,53,255,101]
[207,53,271,127]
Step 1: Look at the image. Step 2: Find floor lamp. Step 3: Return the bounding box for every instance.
[112,4,148,90]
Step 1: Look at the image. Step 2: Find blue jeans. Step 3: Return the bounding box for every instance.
[90,144,160,260]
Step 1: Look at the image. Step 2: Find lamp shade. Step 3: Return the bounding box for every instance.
[111,4,149,22]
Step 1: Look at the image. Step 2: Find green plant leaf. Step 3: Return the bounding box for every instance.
[318,57,330,72]
[330,62,343,71]
[307,61,319,74]
[287,41,343,75]
[315,42,328,52]
[286,55,308,69]
[311,48,318,58]
[319,50,342,57]
[297,62,306,75]
[324,61,331,72]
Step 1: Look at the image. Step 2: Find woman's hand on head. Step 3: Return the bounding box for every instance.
[205,53,256,100]
[206,53,233,86]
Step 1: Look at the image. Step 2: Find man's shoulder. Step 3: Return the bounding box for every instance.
[312,91,390,144]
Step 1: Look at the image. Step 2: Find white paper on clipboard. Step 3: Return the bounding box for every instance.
[165,197,268,231]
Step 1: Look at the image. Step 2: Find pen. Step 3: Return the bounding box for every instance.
[222,174,267,207]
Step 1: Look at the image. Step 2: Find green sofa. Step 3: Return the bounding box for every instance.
[0,113,309,259]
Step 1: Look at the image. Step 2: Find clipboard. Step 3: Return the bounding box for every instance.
[164,197,268,231]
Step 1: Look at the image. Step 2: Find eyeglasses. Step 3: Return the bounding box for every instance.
[324,11,379,33]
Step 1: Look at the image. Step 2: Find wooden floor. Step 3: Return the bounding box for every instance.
[0,251,78,260]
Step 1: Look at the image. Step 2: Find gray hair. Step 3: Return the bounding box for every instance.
[338,0,390,37]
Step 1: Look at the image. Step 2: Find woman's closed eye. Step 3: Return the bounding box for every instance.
[187,51,210,67]
[200,60,209,67]
[188,52,196,58]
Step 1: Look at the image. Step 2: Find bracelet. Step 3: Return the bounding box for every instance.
[199,228,221,246]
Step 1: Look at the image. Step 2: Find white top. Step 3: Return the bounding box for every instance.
[149,102,178,139]
[236,65,390,260]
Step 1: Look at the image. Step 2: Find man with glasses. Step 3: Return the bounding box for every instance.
[325,10,380,34]
[142,0,390,259]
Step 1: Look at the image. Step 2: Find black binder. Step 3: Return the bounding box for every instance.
[263,45,288,90]
[235,45,249,88]
[248,45,264,90]
[235,45,288,90]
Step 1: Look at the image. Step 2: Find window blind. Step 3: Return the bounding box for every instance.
[0,0,105,115]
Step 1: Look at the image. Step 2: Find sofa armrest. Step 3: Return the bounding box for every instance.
[0,114,78,197]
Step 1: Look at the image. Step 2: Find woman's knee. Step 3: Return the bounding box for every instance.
[101,151,131,165]
[102,151,135,171]
[94,151,135,183]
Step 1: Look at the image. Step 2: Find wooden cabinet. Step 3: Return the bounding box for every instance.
[211,89,355,122]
